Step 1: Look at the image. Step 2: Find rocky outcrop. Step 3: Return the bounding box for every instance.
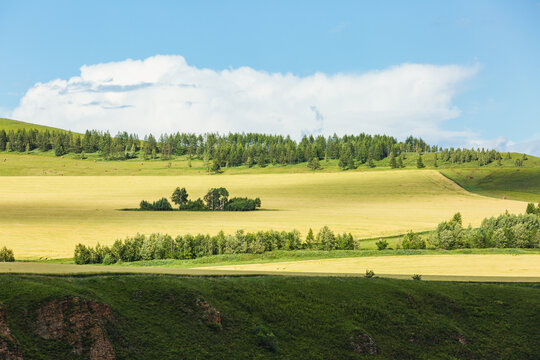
[0,304,23,360]
[350,331,378,355]
[35,297,115,360]
[196,298,222,329]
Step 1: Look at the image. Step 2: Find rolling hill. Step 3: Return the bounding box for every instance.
[0,118,79,134]
[0,274,538,359]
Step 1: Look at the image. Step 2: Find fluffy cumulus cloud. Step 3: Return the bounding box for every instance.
[12,55,478,142]
[467,135,540,156]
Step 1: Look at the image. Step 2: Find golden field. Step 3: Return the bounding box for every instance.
[200,254,540,278]
[0,170,527,258]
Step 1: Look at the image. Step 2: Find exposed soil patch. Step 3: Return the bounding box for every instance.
[196,298,222,329]
[35,297,116,360]
[0,304,23,360]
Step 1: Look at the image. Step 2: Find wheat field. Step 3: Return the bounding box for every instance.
[200,254,540,279]
[0,170,526,258]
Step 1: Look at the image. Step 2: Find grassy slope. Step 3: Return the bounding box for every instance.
[0,275,538,359]
[0,118,79,134]
[441,167,540,202]
[1,150,539,176]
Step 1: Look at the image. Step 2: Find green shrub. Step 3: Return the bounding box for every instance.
[139,200,153,210]
[252,325,277,352]
[412,274,422,280]
[401,231,426,249]
[73,244,92,264]
[365,269,375,278]
[102,254,116,265]
[152,198,173,211]
[0,246,15,262]
[376,239,388,250]
[225,197,261,211]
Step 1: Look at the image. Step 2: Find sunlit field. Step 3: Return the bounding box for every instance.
[201,254,540,280]
[0,170,526,258]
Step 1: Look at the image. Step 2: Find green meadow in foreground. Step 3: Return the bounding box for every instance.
[0,275,538,359]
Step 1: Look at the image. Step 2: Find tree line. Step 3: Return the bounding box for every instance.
[68,203,539,264]
[73,226,356,264]
[0,127,514,168]
[140,187,262,211]
[398,204,540,250]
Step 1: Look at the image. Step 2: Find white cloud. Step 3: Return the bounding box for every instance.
[467,135,540,156]
[12,55,478,142]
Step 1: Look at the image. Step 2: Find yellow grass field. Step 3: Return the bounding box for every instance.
[0,170,526,258]
[200,254,540,278]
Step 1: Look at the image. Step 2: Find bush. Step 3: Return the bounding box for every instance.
[139,200,153,210]
[0,246,15,262]
[139,198,173,211]
[152,198,173,211]
[401,231,426,249]
[102,253,116,265]
[376,239,388,250]
[180,198,206,211]
[412,274,422,280]
[225,197,262,211]
[252,324,278,352]
[73,244,92,264]
[365,269,375,278]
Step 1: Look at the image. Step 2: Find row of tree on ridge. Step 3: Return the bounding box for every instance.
[0,127,517,168]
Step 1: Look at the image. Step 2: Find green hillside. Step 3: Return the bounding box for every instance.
[441,167,540,202]
[0,118,78,134]
[0,275,538,359]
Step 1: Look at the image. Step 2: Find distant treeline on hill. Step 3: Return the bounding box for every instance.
[0,127,508,167]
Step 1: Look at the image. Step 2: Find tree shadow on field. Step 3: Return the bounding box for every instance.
[116,208,280,212]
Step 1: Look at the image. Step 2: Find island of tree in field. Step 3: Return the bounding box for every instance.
[139,187,261,211]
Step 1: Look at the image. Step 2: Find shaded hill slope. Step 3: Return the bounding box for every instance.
[0,275,538,359]
[441,167,540,202]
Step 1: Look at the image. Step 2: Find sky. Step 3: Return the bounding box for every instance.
[1,0,539,154]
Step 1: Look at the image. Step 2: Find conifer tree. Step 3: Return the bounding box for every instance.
[417,154,425,168]
[389,152,397,168]
[305,228,315,249]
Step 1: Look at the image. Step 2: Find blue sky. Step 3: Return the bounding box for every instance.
[1,0,539,153]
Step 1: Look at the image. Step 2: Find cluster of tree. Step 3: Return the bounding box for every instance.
[0,129,141,159]
[526,202,540,215]
[139,187,262,211]
[73,226,356,264]
[400,207,540,250]
[0,246,15,262]
[2,127,522,169]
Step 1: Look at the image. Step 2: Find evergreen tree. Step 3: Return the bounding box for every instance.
[416,154,425,168]
[246,156,254,168]
[305,228,315,249]
[307,157,321,170]
[211,160,222,174]
[366,156,375,168]
[389,152,397,168]
[398,155,404,168]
